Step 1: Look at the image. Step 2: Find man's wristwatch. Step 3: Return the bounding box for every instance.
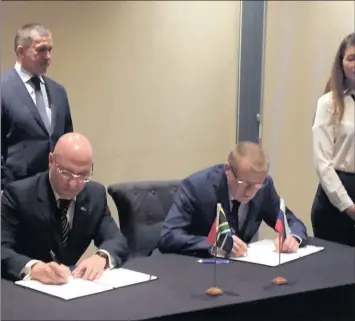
[96,251,109,267]
[96,251,108,259]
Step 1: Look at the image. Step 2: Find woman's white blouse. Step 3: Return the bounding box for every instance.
[312,91,355,212]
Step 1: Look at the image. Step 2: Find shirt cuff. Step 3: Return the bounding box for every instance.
[290,234,302,245]
[96,249,116,269]
[20,260,40,280]
[339,198,354,213]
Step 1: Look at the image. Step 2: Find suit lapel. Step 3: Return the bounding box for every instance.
[10,69,48,134]
[68,191,90,248]
[37,172,66,261]
[239,199,261,242]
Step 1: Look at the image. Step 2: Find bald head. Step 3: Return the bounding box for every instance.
[49,133,94,199]
[54,133,93,162]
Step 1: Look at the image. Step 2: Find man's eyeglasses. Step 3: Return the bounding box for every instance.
[229,164,267,190]
[53,155,93,183]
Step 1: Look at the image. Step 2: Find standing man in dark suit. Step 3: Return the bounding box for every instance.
[158,142,307,257]
[1,23,73,190]
[1,133,128,284]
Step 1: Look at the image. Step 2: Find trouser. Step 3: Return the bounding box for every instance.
[311,171,355,247]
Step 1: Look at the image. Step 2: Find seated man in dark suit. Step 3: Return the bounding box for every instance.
[1,132,128,284]
[158,141,307,257]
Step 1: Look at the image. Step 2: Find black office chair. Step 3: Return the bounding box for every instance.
[108,180,181,259]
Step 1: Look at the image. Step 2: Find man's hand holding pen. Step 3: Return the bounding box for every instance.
[28,249,108,284]
[31,261,70,285]
[28,250,70,284]
[231,235,248,257]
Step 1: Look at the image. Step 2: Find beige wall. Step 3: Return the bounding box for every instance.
[2,0,353,246]
[1,0,240,213]
[1,1,240,256]
[260,0,355,238]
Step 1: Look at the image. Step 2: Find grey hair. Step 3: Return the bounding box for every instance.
[14,23,51,52]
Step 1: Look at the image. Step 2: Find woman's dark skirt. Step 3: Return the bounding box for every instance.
[311,171,355,247]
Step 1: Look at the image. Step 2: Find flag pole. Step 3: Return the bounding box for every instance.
[278,232,281,266]
[205,203,223,296]
[206,246,223,296]
[271,232,288,285]
[213,251,217,287]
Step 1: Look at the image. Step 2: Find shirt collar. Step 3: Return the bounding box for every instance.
[14,61,44,84]
[48,173,76,203]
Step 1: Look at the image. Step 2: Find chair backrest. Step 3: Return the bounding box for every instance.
[108,180,181,258]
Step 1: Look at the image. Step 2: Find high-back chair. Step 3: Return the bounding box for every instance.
[108,180,181,259]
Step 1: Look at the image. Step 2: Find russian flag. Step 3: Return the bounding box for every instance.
[274,198,290,242]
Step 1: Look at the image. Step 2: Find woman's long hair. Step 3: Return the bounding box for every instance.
[325,32,355,122]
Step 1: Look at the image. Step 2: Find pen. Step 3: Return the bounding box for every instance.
[50,250,60,263]
[197,258,230,264]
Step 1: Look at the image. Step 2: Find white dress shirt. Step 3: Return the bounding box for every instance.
[312,90,355,212]
[14,62,52,125]
[229,199,247,230]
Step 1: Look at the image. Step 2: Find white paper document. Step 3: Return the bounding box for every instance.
[219,239,324,267]
[15,276,110,300]
[15,268,157,300]
[94,267,157,288]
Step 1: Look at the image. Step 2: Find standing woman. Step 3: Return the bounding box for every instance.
[311,32,355,247]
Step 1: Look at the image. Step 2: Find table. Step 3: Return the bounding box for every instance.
[2,238,355,321]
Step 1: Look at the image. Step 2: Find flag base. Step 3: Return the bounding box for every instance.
[205,286,223,296]
[271,276,288,285]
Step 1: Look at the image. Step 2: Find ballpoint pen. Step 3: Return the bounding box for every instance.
[197,258,230,264]
[50,250,60,263]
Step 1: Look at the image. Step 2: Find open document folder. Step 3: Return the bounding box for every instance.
[15,268,158,300]
[217,239,324,267]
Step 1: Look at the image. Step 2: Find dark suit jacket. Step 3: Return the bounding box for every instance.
[1,171,129,281]
[1,68,73,189]
[158,164,307,256]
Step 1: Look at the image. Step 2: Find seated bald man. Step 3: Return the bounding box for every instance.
[1,133,128,284]
[158,141,307,257]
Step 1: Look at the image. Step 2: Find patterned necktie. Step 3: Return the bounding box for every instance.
[30,76,51,131]
[58,199,71,248]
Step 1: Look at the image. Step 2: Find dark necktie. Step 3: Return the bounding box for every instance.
[228,200,240,235]
[58,199,71,248]
[30,76,50,131]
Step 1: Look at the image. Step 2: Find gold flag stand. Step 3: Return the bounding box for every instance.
[205,246,223,296]
[271,276,288,285]
[206,286,223,296]
[205,204,226,296]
